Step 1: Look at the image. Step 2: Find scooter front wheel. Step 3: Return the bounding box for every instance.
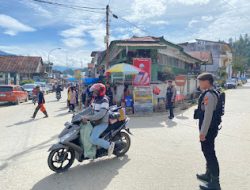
[48,148,75,173]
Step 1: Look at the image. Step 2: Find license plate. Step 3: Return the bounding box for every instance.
[0,94,6,97]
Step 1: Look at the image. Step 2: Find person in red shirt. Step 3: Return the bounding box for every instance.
[31,86,48,119]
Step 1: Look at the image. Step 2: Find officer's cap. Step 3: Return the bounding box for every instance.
[197,73,214,84]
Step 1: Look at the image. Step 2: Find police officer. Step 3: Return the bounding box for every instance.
[166,80,176,119]
[195,73,220,190]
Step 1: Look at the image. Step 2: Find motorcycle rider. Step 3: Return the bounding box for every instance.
[56,84,63,97]
[81,83,115,156]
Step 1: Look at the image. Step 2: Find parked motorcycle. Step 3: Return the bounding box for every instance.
[47,105,132,173]
[56,92,61,101]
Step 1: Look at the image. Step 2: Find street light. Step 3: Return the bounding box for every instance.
[48,48,61,78]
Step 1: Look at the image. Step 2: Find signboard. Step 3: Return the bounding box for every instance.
[74,70,82,79]
[175,75,186,86]
[133,58,151,86]
[88,63,94,68]
[133,86,153,114]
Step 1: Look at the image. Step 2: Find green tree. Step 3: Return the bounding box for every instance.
[229,34,250,75]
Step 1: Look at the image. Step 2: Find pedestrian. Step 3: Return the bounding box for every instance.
[106,82,114,106]
[81,86,87,108]
[166,80,176,119]
[68,86,76,112]
[86,85,93,107]
[31,86,48,119]
[67,87,71,107]
[194,73,221,190]
[75,86,79,105]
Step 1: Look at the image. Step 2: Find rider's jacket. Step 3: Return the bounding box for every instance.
[86,95,109,125]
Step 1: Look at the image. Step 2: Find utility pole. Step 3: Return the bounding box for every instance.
[106,5,110,70]
[78,60,84,110]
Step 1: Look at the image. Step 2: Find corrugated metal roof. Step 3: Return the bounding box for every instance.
[0,56,43,73]
[116,43,166,47]
[123,36,161,42]
[187,51,213,64]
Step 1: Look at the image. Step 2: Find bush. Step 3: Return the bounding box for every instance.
[20,79,35,86]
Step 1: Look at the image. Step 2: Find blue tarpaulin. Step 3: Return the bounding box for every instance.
[67,78,99,85]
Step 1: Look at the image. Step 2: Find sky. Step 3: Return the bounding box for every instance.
[0,0,250,68]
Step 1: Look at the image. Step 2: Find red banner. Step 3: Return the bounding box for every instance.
[175,75,186,86]
[133,58,151,86]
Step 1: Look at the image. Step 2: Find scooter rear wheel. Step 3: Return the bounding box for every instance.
[48,148,75,173]
[113,132,131,157]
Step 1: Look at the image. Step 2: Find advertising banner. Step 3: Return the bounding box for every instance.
[133,86,153,114]
[133,58,151,86]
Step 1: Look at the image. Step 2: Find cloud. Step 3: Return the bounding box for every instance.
[192,0,250,41]
[0,44,91,67]
[62,38,86,48]
[22,0,52,18]
[0,14,35,36]
[170,0,210,5]
[149,20,169,25]
[125,0,167,22]
[201,16,214,22]
[2,0,250,65]
[188,19,199,27]
[60,24,100,38]
[89,24,107,50]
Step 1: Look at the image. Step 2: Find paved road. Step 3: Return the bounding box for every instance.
[0,85,250,190]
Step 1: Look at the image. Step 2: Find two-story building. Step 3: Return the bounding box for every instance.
[97,36,202,82]
[179,39,233,78]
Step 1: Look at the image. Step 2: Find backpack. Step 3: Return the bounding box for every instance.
[204,89,226,127]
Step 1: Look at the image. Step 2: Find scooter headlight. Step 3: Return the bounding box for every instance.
[60,130,75,142]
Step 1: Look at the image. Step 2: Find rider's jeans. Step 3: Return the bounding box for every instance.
[90,123,110,149]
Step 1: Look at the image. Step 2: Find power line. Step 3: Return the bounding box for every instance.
[110,11,152,35]
[32,0,105,13]
[220,0,250,21]
[33,0,105,10]
[97,16,106,25]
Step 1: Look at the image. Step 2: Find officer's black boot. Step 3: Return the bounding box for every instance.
[196,169,211,183]
[199,175,221,190]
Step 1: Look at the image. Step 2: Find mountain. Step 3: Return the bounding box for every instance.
[53,65,72,72]
[53,65,88,72]
[0,50,14,56]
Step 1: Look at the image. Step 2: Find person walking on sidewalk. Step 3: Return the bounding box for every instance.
[31,86,48,119]
[68,86,76,112]
[105,82,114,106]
[195,73,221,190]
[166,80,176,119]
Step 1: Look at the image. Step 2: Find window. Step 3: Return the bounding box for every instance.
[0,86,13,92]
[137,49,150,58]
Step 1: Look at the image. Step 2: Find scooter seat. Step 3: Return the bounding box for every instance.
[100,120,125,138]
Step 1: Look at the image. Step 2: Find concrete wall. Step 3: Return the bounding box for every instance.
[151,76,198,100]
